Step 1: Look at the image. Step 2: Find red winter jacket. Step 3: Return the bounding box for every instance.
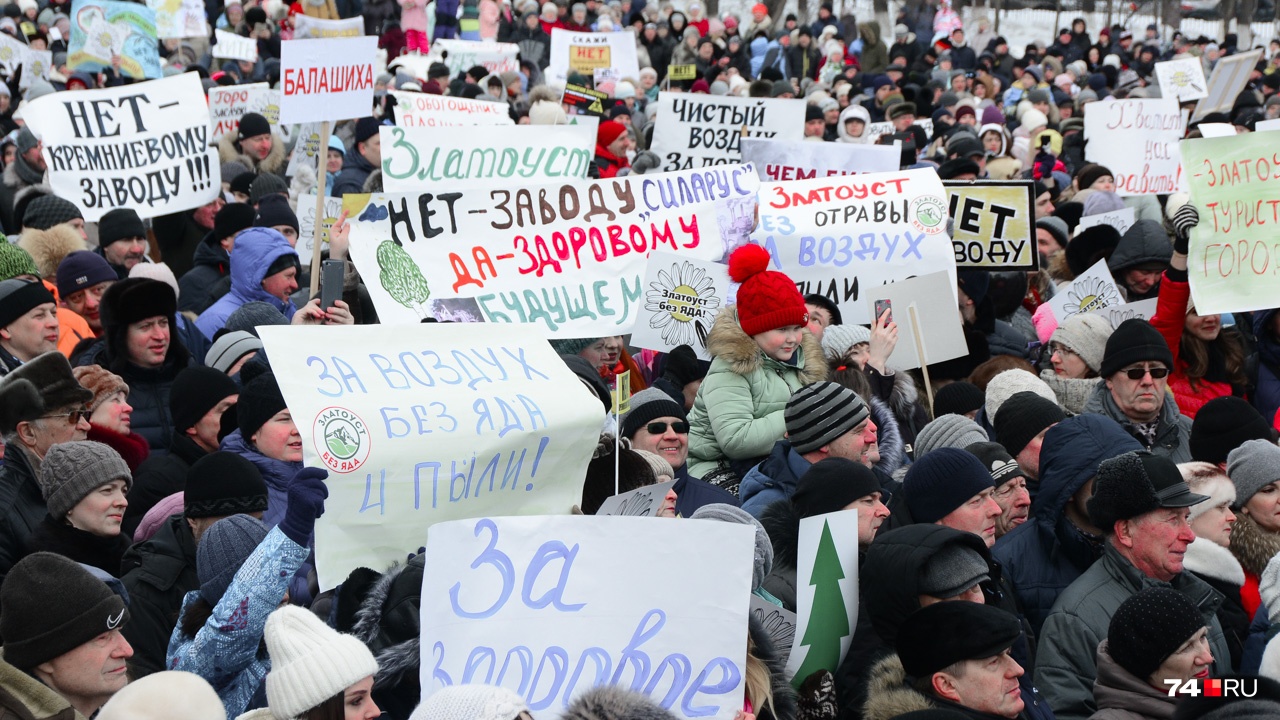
[1150,270,1234,419]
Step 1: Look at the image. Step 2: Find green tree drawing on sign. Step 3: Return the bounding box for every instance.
[376,240,432,319]
[792,519,848,686]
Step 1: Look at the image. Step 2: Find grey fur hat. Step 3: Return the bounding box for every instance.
[0,351,94,433]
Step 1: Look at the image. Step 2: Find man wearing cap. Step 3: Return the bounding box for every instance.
[968,441,1032,540]
[863,603,1026,719]
[217,112,286,179]
[0,277,58,376]
[1034,451,1231,720]
[619,387,737,516]
[196,227,300,339]
[332,118,384,196]
[739,382,878,518]
[178,203,256,315]
[121,451,268,677]
[55,250,115,339]
[888,101,916,133]
[95,207,149,279]
[0,351,93,580]
[994,391,1066,490]
[1083,318,1193,462]
[0,127,46,234]
[0,552,133,717]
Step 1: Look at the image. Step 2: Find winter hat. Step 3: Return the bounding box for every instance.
[238,372,287,441]
[918,541,990,598]
[1049,313,1112,374]
[129,263,178,300]
[1036,216,1070,251]
[1180,463,1236,523]
[1089,451,1208,531]
[620,387,686,440]
[1076,163,1114,191]
[0,277,54,329]
[354,117,381,145]
[184,452,268,519]
[225,301,289,337]
[548,337,600,357]
[1108,587,1206,681]
[728,244,807,336]
[197,514,268,604]
[410,685,529,720]
[263,605,379,719]
[212,203,256,244]
[22,194,82,230]
[39,441,132,518]
[1227,439,1280,508]
[98,208,145,247]
[220,161,251,184]
[1191,397,1276,465]
[0,242,38,280]
[1020,107,1049,132]
[597,120,627,148]
[956,269,990,305]
[896,603,1021,679]
[14,126,36,155]
[903,448,996,523]
[914,414,989,458]
[205,330,264,373]
[932,381,984,418]
[995,391,1067,456]
[529,99,568,125]
[983,369,1058,422]
[99,278,176,353]
[784,381,869,454]
[229,172,256,197]
[562,685,679,720]
[689,503,773,588]
[1082,190,1126,217]
[659,344,707,388]
[55,250,115,299]
[249,173,289,205]
[791,457,881,519]
[237,112,271,140]
[1100,318,1175,378]
[71,365,127,413]
[98,672,225,720]
[0,351,93,433]
[171,366,239,433]
[0,552,129,670]
[254,195,299,234]
[820,323,871,361]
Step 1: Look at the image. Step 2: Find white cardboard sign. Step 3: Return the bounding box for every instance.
[1091,298,1158,329]
[1084,98,1185,196]
[862,270,968,370]
[1049,259,1124,323]
[1155,58,1208,102]
[426,38,519,77]
[1075,207,1135,235]
[1193,49,1263,122]
[279,36,377,125]
[651,93,806,171]
[380,124,594,192]
[595,479,678,516]
[739,138,900,181]
[785,510,860,684]
[391,90,514,127]
[296,192,346,267]
[212,28,258,61]
[207,82,271,138]
[547,29,640,87]
[630,252,732,361]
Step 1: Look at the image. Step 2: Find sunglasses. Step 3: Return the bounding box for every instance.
[646,421,690,435]
[1122,366,1170,380]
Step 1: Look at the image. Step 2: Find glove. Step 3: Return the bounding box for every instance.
[1171,203,1198,255]
[280,467,329,545]
[1034,150,1055,180]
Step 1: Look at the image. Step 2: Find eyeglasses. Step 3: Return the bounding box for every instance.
[646,421,690,435]
[1049,343,1078,358]
[1122,366,1170,380]
[41,407,89,425]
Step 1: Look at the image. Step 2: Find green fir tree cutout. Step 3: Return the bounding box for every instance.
[376,240,432,319]
[792,519,849,687]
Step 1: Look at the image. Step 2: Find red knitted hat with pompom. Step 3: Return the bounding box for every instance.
[728,244,808,336]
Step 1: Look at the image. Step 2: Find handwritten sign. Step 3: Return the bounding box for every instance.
[1155,58,1208,102]
[945,180,1036,270]
[207,83,271,138]
[68,0,161,79]
[419,515,753,718]
[631,251,731,360]
[1092,298,1158,329]
[291,14,364,38]
[1049,259,1123,322]
[547,29,639,86]
[751,167,954,324]
[279,36,377,125]
[426,38,519,77]
[1193,49,1263,122]
[344,164,761,336]
[1075,206,1135,235]
[296,192,346,266]
[20,49,50,90]
[391,90,514,127]
[24,73,220,221]
[1181,133,1280,314]
[596,479,677,516]
[381,124,594,192]
[863,271,968,370]
[212,28,257,62]
[257,324,603,587]
[1084,98,1185,196]
[751,596,796,666]
[652,94,805,171]
[0,31,32,76]
[740,138,899,181]
[148,0,205,38]
[786,510,859,686]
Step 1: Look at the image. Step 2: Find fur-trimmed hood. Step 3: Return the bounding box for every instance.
[706,306,827,384]
[1230,512,1280,577]
[216,129,288,177]
[862,654,935,720]
[351,558,422,692]
[17,224,86,279]
[562,685,679,720]
[1184,536,1246,587]
[869,395,906,477]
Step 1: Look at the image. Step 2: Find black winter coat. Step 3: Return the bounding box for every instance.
[178,240,230,315]
[125,435,209,538]
[0,446,48,584]
[120,514,199,677]
[78,345,185,453]
[25,515,132,577]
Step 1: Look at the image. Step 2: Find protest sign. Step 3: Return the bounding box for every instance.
[945,180,1036,270]
[1075,207,1136,235]
[257,324,603,587]
[562,83,609,116]
[391,90,515,127]
[567,114,599,136]
[651,94,806,171]
[207,82,271,138]
[1092,298,1158,329]
[279,36,377,125]
[593,67,620,96]
[24,73,220,221]
[1155,57,1208,102]
[631,251,732,360]
[68,0,162,79]
[740,138,899,181]
[345,164,760,336]
[751,596,796,666]
[1180,133,1280,314]
[20,49,50,89]
[419,515,754,718]
[212,28,257,61]
[296,192,346,267]
[148,0,205,38]
[1197,123,1236,138]
[862,271,968,370]
[863,118,933,145]
[668,64,696,80]
[786,510,859,686]
[425,38,519,77]
[596,480,677,516]
[1193,49,1263,122]
[751,167,955,325]
[1257,118,1280,132]
[291,14,364,38]
[0,32,29,76]
[1084,98,1185,196]
[380,124,594,193]
[547,29,640,86]
[285,122,326,177]
[1049,259,1123,322]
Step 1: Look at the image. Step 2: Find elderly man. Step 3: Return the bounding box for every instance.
[0,351,93,579]
[967,441,1032,540]
[0,277,57,376]
[1083,319,1192,461]
[1034,451,1231,720]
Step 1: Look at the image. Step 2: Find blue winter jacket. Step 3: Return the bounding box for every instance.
[195,228,299,339]
[993,414,1143,636]
[1251,308,1280,424]
[738,440,812,519]
[166,526,309,719]
[673,465,740,517]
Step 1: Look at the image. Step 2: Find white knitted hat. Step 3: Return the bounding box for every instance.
[263,605,379,719]
[99,671,225,720]
[411,685,529,720]
[820,323,871,361]
[983,369,1058,421]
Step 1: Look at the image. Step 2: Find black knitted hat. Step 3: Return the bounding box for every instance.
[237,371,287,441]
[1,552,128,670]
[1108,586,1206,681]
[185,452,269,519]
[1100,318,1175,379]
[1190,396,1276,465]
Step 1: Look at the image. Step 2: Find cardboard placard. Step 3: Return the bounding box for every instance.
[864,118,933,145]
[751,595,797,666]
[862,271,968,370]
[279,36,377,124]
[1075,207,1136,235]
[1193,49,1263,122]
[562,82,608,116]
[391,90,514,127]
[291,14,364,38]
[147,0,206,38]
[380,124,594,192]
[68,0,162,79]
[296,192,346,267]
[1048,259,1123,323]
[1155,57,1208,102]
[1084,98,1185,196]
[207,82,271,138]
[1092,298,1158,329]
[1197,123,1235,138]
[547,29,640,87]
[630,251,732,360]
[785,510,859,686]
[668,64,697,80]
[739,137,900,181]
[425,38,519,77]
[212,28,258,61]
[945,179,1037,270]
[650,93,806,170]
[595,479,678,516]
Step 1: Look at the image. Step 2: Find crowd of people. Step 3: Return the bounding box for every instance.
[2,0,1280,718]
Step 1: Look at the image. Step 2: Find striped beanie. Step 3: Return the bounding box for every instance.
[784,381,869,454]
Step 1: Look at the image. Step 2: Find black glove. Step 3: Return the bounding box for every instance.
[1034,150,1055,180]
[280,467,329,545]
[1171,203,1198,255]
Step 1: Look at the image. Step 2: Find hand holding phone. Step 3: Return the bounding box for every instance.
[320,259,343,310]
[874,299,893,325]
